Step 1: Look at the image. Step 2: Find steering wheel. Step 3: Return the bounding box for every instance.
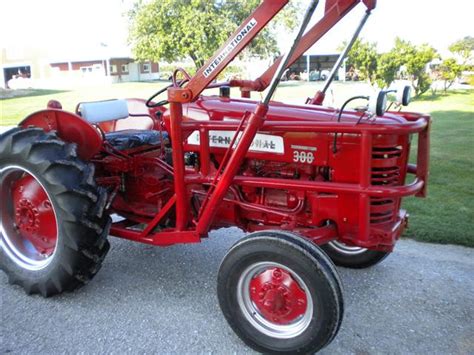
[146,68,192,108]
[146,83,173,108]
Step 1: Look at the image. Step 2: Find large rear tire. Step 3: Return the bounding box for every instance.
[217,230,343,353]
[321,241,389,269]
[0,127,110,297]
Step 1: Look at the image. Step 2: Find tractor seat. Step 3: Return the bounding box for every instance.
[104,130,167,150]
[79,99,130,123]
[78,99,166,150]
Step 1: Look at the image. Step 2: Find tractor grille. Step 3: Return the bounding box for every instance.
[370,145,403,224]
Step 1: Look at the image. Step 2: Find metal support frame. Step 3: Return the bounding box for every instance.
[108,0,430,248]
[107,110,429,247]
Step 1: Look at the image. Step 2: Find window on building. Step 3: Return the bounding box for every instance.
[142,63,151,73]
[110,65,118,74]
[121,64,129,73]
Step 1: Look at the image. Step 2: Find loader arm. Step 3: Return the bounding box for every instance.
[170,0,376,103]
[229,0,376,94]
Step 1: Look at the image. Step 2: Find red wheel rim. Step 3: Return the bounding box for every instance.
[237,261,313,339]
[249,267,308,325]
[1,166,58,270]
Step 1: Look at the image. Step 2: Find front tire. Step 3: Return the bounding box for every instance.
[0,127,110,297]
[217,231,343,354]
[321,240,389,269]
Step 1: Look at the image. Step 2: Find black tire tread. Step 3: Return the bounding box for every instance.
[0,127,110,297]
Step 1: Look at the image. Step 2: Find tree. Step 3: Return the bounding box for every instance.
[128,0,299,70]
[375,51,400,89]
[344,39,378,84]
[380,38,437,96]
[449,36,474,65]
[435,36,474,93]
[438,58,463,92]
[403,41,437,96]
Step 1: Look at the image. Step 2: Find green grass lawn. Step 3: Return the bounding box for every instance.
[1,83,473,247]
[0,81,371,125]
[402,90,474,247]
[0,82,168,125]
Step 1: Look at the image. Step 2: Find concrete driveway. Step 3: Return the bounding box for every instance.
[1,126,473,353]
[1,228,473,354]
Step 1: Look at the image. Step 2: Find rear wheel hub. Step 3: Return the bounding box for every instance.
[1,166,58,269]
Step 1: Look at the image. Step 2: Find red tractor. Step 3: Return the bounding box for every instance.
[0,0,430,353]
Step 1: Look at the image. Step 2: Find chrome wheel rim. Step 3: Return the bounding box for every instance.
[328,240,367,255]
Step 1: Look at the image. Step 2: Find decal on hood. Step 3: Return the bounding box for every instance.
[187,130,284,154]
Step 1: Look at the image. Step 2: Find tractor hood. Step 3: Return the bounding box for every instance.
[178,95,407,126]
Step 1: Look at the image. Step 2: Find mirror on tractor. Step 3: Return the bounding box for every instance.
[368,90,388,116]
[396,84,412,106]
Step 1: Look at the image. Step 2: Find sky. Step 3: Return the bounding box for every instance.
[0,0,472,59]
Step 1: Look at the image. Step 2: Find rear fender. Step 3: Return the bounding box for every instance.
[19,109,103,160]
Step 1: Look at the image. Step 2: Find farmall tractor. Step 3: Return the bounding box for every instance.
[0,0,430,353]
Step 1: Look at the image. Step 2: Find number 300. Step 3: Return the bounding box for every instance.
[293,151,314,164]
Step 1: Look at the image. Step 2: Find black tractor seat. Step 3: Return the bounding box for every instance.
[104,130,167,151]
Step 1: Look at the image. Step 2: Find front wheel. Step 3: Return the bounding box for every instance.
[217,231,343,354]
[321,240,390,269]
